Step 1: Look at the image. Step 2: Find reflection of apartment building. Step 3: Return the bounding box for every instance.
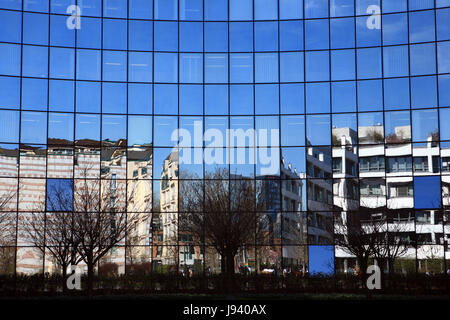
[0,139,153,275]
[333,125,448,274]
[307,146,334,245]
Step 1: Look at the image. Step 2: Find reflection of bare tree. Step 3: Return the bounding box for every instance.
[24,164,149,297]
[179,168,267,277]
[335,203,411,282]
[0,187,17,274]
[72,165,149,297]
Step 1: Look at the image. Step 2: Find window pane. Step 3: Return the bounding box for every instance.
[230,0,252,20]
[255,0,278,20]
[155,53,178,83]
[305,51,329,82]
[102,83,127,114]
[205,85,228,115]
[230,22,253,52]
[231,54,253,83]
[0,10,21,43]
[23,12,48,45]
[155,84,178,114]
[332,81,356,113]
[103,0,127,18]
[205,0,228,20]
[76,81,101,113]
[382,13,408,45]
[305,19,329,50]
[305,0,329,18]
[205,54,228,83]
[180,53,203,83]
[383,45,409,77]
[411,76,437,108]
[280,21,303,51]
[180,22,203,52]
[0,43,21,76]
[129,20,153,51]
[76,49,101,81]
[331,0,354,16]
[128,116,152,146]
[306,83,330,114]
[129,52,152,83]
[103,19,127,50]
[180,0,203,20]
[230,85,253,115]
[103,51,127,81]
[357,80,382,112]
[281,83,305,114]
[128,83,152,114]
[330,18,355,49]
[50,47,75,79]
[76,114,100,141]
[21,111,47,144]
[384,78,410,110]
[155,0,177,20]
[255,84,279,114]
[357,48,382,79]
[205,22,228,52]
[0,76,20,109]
[77,17,101,49]
[410,43,436,76]
[331,50,355,81]
[255,22,278,52]
[410,10,435,43]
[280,52,304,82]
[180,85,203,115]
[154,21,178,51]
[307,115,331,146]
[0,110,19,143]
[102,115,126,143]
[48,113,74,141]
[23,45,48,78]
[49,80,74,112]
[412,109,438,143]
[130,0,153,19]
[255,53,278,83]
[50,14,75,47]
[282,115,305,146]
[280,0,303,19]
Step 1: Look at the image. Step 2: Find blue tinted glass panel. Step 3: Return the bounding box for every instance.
[414,176,441,209]
[180,22,203,52]
[205,85,228,115]
[255,53,278,83]
[205,0,228,20]
[155,84,178,114]
[130,0,153,19]
[255,0,278,20]
[103,0,127,18]
[280,21,303,51]
[76,81,101,113]
[50,14,75,47]
[23,45,48,78]
[0,110,19,143]
[23,12,48,45]
[21,111,47,144]
[281,83,305,114]
[280,0,303,19]
[129,20,153,51]
[154,21,178,51]
[102,50,127,81]
[77,17,101,49]
[205,54,228,83]
[102,82,127,114]
[129,52,153,83]
[230,22,253,52]
[0,10,21,43]
[128,83,152,114]
[49,80,74,112]
[0,76,20,109]
[103,19,127,50]
[180,0,203,20]
[155,0,177,20]
[50,47,75,79]
[76,114,100,141]
[205,22,228,52]
[230,0,252,20]
[48,113,74,141]
[306,83,330,114]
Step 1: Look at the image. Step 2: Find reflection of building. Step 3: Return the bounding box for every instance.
[0,139,153,275]
[333,125,448,274]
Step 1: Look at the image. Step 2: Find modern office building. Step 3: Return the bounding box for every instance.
[0,0,449,277]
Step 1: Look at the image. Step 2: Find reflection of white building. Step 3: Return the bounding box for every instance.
[333,125,448,274]
[307,146,334,245]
